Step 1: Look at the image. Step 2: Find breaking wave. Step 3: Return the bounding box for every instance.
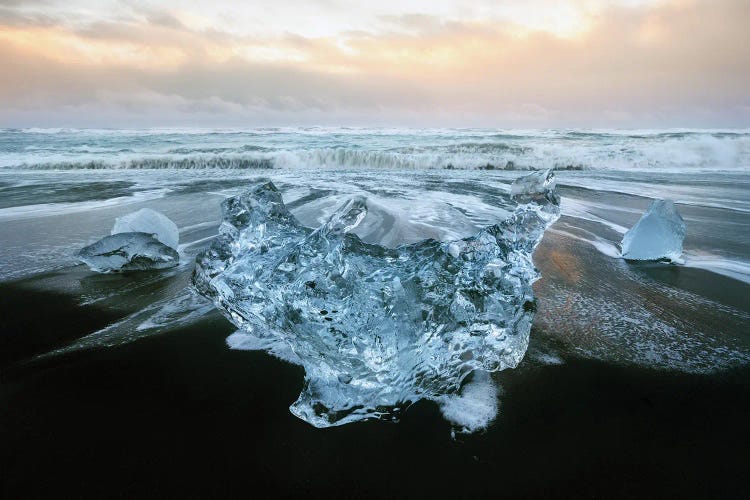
[11,157,275,170]
[1,128,748,171]
[6,150,582,171]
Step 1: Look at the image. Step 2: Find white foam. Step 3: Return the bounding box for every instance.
[533,352,565,365]
[438,371,499,433]
[560,197,630,234]
[549,228,621,258]
[41,291,214,357]
[682,254,750,285]
[294,194,484,247]
[0,188,169,221]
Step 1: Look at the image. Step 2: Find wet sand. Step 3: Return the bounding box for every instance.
[2,241,749,498]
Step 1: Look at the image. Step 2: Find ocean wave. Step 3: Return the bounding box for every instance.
[2,149,582,171]
[1,128,748,171]
[10,157,275,170]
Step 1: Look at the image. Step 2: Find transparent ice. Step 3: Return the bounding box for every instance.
[112,208,179,250]
[621,199,686,262]
[78,232,179,273]
[192,170,560,428]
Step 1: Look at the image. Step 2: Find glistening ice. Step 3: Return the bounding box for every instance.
[78,232,179,273]
[112,208,180,250]
[621,199,686,262]
[192,170,561,429]
[78,208,180,273]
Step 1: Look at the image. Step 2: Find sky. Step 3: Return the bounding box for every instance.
[0,0,748,128]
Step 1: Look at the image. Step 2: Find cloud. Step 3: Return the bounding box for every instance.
[0,0,748,127]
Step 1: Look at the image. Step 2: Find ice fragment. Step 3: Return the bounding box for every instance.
[112,208,179,250]
[621,199,686,261]
[78,232,179,273]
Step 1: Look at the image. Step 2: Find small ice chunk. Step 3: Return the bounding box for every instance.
[112,208,179,250]
[78,232,179,273]
[621,199,686,261]
[510,169,557,199]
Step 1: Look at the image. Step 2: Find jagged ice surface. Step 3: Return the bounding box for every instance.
[621,199,686,261]
[78,232,179,273]
[192,171,560,428]
[112,208,179,250]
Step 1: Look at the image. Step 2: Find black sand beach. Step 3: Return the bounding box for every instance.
[1,3,749,492]
[2,235,749,499]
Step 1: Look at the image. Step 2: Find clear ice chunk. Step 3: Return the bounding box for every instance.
[621,199,686,261]
[192,170,560,428]
[78,232,179,273]
[112,208,179,250]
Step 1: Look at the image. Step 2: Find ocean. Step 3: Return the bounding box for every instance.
[1,127,749,497]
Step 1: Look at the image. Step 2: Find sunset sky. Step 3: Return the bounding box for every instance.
[0,0,748,127]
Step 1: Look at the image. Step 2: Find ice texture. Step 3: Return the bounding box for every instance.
[78,232,179,273]
[621,199,686,261]
[112,208,179,250]
[192,170,560,428]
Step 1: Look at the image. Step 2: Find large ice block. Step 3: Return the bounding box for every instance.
[621,199,686,261]
[192,170,560,428]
